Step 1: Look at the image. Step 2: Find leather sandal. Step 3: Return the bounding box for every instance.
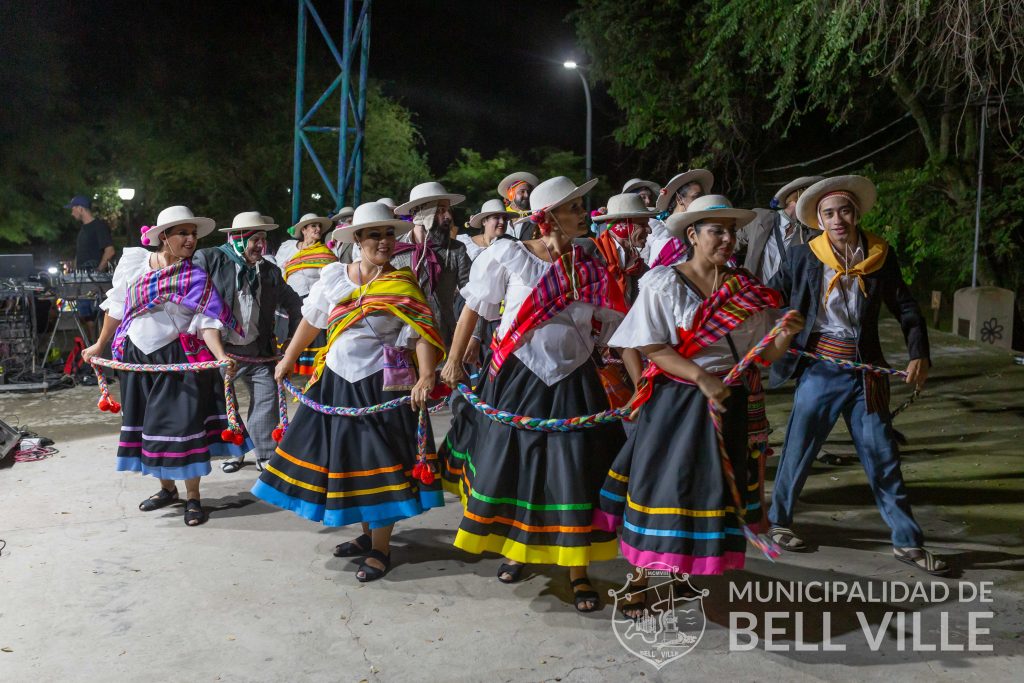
[221,460,243,473]
[571,577,601,613]
[139,487,179,512]
[184,499,207,527]
[768,526,811,552]
[333,533,372,557]
[497,561,524,584]
[894,546,950,576]
[356,549,391,583]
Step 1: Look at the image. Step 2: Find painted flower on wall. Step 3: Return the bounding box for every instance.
[980,317,1004,344]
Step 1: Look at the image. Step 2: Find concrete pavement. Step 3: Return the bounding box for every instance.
[1,320,1022,682]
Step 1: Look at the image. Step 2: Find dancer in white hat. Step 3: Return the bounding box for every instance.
[645,169,714,268]
[440,176,628,613]
[738,176,823,283]
[194,212,303,473]
[252,202,447,582]
[391,181,471,346]
[497,171,540,240]
[275,212,339,377]
[81,206,252,526]
[598,195,803,617]
[621,177,660,210]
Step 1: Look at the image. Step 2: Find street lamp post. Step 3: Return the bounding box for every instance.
[563,61,592,182]
[118,187,135,246]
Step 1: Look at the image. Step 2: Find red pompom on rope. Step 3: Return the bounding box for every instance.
[271,427,284,443]
[220,428,235,442]
[429,383,451,400]
[420,467,435,486]
[411,461,425,480]
[109,401,122,413]
[232,432,245,446]
[98,397,111,412]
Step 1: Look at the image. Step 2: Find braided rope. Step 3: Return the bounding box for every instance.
[89,357,245,443]
[454,383,630,431]
[786,348,908,377]
[708,310,802,561]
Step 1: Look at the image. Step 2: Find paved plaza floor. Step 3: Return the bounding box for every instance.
[1,321,1022,681]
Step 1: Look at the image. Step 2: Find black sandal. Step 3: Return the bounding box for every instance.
[619,590,647,620]
[184,499,207,527]
[356,549,391,583]
[333,533,372,557]
[571,577,601,613]
[497,562,524,584]
[139,487,178,512]
[221,460,243,473]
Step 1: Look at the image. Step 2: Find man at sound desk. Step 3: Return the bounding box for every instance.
[66,194,116,341]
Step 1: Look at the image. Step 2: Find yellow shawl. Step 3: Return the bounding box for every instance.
[808,231,889,304]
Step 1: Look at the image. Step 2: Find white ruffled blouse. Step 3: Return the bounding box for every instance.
[460,239,624,386]
[99,248,224,355]
[608,266,774,374]
[302,262,418,383]
[455,233,487,262]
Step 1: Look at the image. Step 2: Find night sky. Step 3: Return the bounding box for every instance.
[29,0,623,178]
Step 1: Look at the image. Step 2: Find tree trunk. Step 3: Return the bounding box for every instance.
[890,71,937,159]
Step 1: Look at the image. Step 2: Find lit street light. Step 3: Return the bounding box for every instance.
[563,60,592,182]
[118,187,135,244]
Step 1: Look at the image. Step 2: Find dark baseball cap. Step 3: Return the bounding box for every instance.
[64,195,92,209]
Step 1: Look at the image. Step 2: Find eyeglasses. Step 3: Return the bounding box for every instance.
[362,227,396,241]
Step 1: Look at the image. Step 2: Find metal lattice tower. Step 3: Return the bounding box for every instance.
[291,0,371,222]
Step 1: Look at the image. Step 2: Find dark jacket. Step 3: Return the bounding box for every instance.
[193,247,303,357]
[737,208,818,278]
[767,241,930,388]
[391,234,471,346]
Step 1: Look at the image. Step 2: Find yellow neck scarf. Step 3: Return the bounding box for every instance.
[808,230,889,304]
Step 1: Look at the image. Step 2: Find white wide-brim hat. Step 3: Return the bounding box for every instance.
[529,176,599,214]
[288,212,332,237]
[219,211,279,234]
[665,194,756,237]
[330,206,354,223]
[593,193,656,223]
[141,205,216,245]
[376,197,397,210]
[774,175,826,205]
[497,171,540,199]
[469,199,518,229]
[395,182,466,217]
[331,202,413,244]
[796,175,877,229]
[621,177,660,195]
[656,169,715,212]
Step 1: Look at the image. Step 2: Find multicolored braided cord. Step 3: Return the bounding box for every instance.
[708,310,803,561]
[786,349,909,377]
[277,377,437,484]
[454,383,630,431]
[89,357,245,443]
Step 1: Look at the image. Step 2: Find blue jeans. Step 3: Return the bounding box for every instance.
[769,361,924,547]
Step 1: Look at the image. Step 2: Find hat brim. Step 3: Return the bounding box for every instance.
[498,172,540,197]
[665,208,757,236]
[534,177,599,214]
[288,217,333,237]
[219,224,279,234]
[469,210,519,229]
[795,175,877,229]
[655,170,715,212]
[331,219,412,244]
[592,211,656,224]
[394,193,466,217]
[144,217,217,243]
[622,180,660,195]
[773,176,826,205]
